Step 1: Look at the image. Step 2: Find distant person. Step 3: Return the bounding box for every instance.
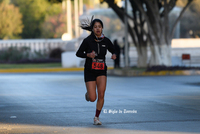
[76,17,116,125]
[122,37,130,66]
[113,39,120,68]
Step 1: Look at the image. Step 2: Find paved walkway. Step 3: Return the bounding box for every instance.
[0,72,200,134]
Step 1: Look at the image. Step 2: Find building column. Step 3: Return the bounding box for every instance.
[79,0,83,35]
[74,0,79,38]
[66,0,72,39]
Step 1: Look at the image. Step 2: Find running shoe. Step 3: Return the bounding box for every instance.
[94,117,102,125]
[85,92,90,101]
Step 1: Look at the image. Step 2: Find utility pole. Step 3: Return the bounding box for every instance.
[66,0,72,39]
[74,0,79,38]
[124,0,129,67]
[79,0,83,35]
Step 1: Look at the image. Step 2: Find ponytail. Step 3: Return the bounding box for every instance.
[79,15,104,32]
[79,15,94,32]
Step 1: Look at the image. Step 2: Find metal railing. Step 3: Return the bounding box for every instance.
[0,39,67,53]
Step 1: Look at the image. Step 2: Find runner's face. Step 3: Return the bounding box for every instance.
[93,22,103,37]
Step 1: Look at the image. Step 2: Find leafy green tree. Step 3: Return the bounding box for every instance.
[0,1,23,39]
[11,0,62,38]
[41,13,66,38]
[0,0,9,4]
[48,0,62,3]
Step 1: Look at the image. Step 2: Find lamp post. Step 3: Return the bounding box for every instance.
[74,0,79,38]
[124,0,129,67]
[79,0,83,35]
[67,0,72,39]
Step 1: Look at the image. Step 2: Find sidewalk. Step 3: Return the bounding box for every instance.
[1,124,199,134]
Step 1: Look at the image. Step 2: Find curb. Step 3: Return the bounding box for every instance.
[1,67,199,76]
[107,69,200,76]
[0,67,84,73]
[0,67,114,73]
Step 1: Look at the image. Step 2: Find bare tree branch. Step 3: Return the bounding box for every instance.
[164,0,169,45]
[170,0,193,38]
[160,0,177,17]
[106,1,137,46]
[132,0,161,45]
[144,0,162,40]
[105,0,134,20]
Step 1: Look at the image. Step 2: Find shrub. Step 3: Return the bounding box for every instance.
[49,48,64,59]
[0,46,30,62]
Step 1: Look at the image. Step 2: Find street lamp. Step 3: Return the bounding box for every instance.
[124,0,129,67]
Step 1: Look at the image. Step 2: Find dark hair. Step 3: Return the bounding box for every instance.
[114,39,117,44]
[80,16,103,32]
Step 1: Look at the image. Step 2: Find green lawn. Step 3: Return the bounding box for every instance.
[0,63,62,69]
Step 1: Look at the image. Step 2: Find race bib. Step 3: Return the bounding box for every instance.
[92,59,105,70]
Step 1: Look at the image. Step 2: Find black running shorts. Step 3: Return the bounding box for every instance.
[84,68,107,82]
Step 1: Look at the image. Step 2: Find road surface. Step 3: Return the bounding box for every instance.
[0,72,200,134]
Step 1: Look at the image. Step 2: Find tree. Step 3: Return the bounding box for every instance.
[11,0,62,39]
[179,0,200,38]
[48,0,62,3]
[100,0,193,67]
[0,1,23,39]
[41,13,66,38]
[0,0,9,4]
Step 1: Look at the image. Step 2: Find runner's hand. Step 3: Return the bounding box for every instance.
[111,54,116,60]
[87,51,96,58]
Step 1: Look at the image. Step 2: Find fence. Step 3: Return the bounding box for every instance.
[0,39,68,53]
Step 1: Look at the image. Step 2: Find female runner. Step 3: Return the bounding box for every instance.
[76,17,116,125]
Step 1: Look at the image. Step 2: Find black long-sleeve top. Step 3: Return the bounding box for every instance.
[76,33,115,70]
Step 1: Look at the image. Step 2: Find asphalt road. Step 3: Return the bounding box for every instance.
[0,72,200,134]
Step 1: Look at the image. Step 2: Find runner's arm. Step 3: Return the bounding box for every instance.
[76,39,88,58]
[107,38,115,55]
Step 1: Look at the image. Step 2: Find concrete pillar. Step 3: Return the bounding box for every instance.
[79,0,83,15]
[124,0,129,67]
[66,0,72,39]
[74,0,79,38]
[62,0,65,11]
[79,0,83,35]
